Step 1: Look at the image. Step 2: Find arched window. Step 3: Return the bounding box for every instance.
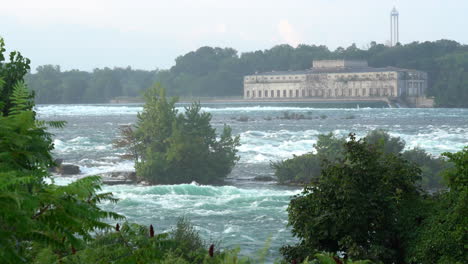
[246,91,250,97]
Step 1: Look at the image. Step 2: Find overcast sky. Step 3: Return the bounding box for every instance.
[2,0,467,71]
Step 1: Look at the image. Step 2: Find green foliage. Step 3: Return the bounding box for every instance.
[132,84,240,184]
[26,65,158,103]
[281,131,467,263]
[364,129,405,154]
[57,220,260,264]
[272,133,345,184]
[402,148,449,190]
[171,217,206,256]
[25,40,468,107]
[0,38,31,116]
[283,134,422,263]
[431,52,468,107]
[311,252,374,264]
[0,38,122,263]
[274,130,449,190]
[405,147,467,264]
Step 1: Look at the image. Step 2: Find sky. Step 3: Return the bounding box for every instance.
[1,0,467,71]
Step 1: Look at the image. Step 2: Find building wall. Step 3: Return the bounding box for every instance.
[243,69,427,100]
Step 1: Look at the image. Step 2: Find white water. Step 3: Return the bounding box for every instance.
[38,103,468,261]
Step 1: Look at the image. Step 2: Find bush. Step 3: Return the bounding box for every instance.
[56,219,261,264]
[0,37,122,263]
[402,148,450,190]
[404,147,468,264]
[273,130,448,190]
[282,134,422,263]
[132,84,240,184]
[272,133,345,185]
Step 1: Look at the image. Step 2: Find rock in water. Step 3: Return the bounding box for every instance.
[253,175,276,182]
[48,158,63,172]
[99,171,137,185]
[57,164,81,175]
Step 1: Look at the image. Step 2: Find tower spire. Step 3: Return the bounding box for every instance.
[390,7,399,46]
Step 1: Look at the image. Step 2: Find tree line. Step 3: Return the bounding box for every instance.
[2,37,467,263]
[27,40,468,107]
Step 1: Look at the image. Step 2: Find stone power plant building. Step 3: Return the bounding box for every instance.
[243,60,432,106]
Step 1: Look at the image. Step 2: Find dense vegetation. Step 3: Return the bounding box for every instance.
[273,130,449,190]
[120,84,240,184]
[2,38,466,263]
[0,37,123,263]
[27,40,468,107]
[282,134,467,264]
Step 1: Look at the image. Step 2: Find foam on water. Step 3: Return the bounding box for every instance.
[37,104,143,117]
[40,103,468,261]
[37,104,377,117]
[97,182,300,259]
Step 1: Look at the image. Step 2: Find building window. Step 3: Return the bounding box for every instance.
[253,91,256,98]
[246,91,250,97]
[302,90,305,97]
[289,90,293,97]
[259,91,262,97]
[271,90,274,97]
[296,90,299,97]
[264,91,268,97]
[277,90,280,97]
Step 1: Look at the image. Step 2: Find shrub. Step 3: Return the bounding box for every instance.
[282,134,422,263]
[273,130,448,190]
[404,147,468,264]
[132,84,240,184]
[0,38,122,263]
[272,133,345,185]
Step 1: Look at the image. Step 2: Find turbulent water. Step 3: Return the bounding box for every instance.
[37,102,468,261]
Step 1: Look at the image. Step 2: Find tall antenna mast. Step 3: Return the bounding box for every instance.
[390,7,399,46]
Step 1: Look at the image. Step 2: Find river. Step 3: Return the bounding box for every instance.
[36,102,468,262]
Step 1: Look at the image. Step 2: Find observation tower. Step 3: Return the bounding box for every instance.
[390,7,399,46]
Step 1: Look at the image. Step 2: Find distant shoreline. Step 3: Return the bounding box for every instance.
[109,96,415,108]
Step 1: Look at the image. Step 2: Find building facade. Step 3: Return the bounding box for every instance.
[243,60,427,101]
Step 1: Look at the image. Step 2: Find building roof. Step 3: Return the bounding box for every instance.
[249,66,422,76]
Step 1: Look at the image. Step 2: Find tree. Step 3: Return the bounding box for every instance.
[405,147,467,264]
[364,129,405,154]
[282,134,422,263]
[132,84,240,184]
[0,38,123,263]
[24,40,468,106]
[272,133,345,185]
[274,130,448,190]
[0,38,31,115]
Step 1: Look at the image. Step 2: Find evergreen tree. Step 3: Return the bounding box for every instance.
[133,84,240,184]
